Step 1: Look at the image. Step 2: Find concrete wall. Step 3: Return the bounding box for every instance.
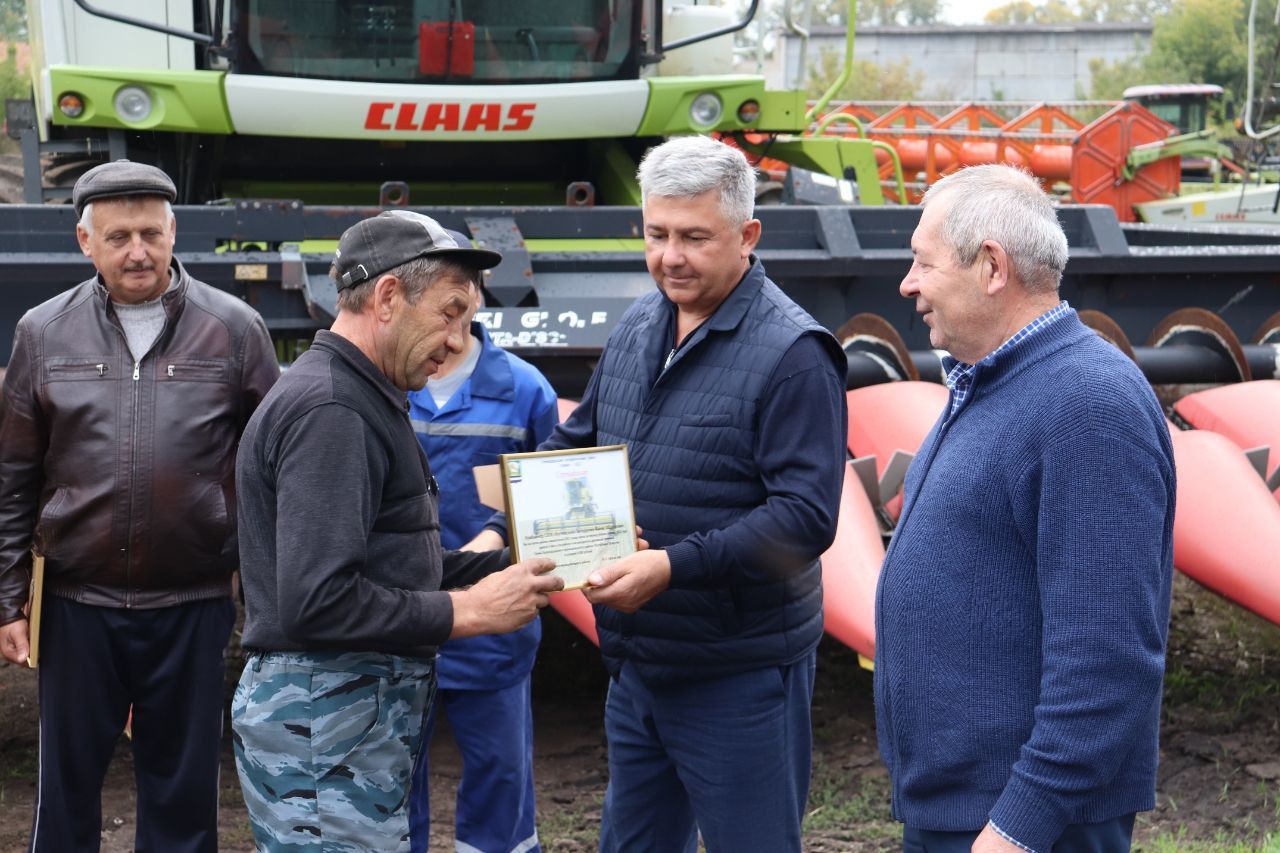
[767,23,1152,101]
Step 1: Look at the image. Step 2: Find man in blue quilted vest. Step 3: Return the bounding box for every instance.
[475,135,848,851]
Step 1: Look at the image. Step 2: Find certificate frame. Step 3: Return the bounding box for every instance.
[27,551,44,668]
[501,445,637,591]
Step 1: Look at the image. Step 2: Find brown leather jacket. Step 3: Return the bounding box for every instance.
[0,260,279,622]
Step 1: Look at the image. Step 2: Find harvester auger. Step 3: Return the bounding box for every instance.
[773,98,1242,222]
[2,0,1279,650]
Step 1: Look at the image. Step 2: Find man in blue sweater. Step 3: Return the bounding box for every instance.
[473,135,847,851]
[875,164,1176,853]
[406,278,558,853]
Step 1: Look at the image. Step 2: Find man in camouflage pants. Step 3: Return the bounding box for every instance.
[233,211,562,850]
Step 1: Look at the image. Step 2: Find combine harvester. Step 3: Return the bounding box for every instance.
[2,0,1278,649]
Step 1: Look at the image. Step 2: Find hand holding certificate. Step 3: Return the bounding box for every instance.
[501,445,638,590]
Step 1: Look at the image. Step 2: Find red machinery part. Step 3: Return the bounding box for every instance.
[820,463,885,660]
[845,382,948,520]
[1173,380,1280,502]
[1169,425,1280,626]
[1071,102,1180,220]
[816,100,1179,219]
[419,20,476,77]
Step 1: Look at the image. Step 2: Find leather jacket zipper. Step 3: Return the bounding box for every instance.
[47,362,110,376]
[106,287,173,608]
[127,358,140,605]
[165,362,223,378]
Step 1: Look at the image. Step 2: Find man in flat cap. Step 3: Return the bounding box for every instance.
[232,210,564,851]
[0,160,280,851]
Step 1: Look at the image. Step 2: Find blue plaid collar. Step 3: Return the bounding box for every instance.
[945,301,1071,416]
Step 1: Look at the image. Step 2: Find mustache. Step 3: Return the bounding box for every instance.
[123,264,155,272]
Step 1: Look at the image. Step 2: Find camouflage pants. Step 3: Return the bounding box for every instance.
[231,650,436,852]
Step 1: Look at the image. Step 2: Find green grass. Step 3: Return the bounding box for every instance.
[0,745,37,782]
[1138,828,1280,852]
[536,791,604,849]
[803,766,896,838]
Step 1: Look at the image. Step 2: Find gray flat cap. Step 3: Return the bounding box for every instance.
[72,160,177,216]
[333,211,502,290]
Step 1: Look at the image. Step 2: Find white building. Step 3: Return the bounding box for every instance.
[766,23,1153,101]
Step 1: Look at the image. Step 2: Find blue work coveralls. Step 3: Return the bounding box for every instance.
[407,321,558,853]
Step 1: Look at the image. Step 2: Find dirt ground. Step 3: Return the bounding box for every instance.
[0,574,1276,852]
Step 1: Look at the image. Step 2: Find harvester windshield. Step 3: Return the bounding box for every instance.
[235,0,641,84]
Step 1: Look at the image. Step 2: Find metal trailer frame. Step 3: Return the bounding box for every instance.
[2,203,1278,395]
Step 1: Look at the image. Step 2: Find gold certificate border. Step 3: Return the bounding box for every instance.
[499,444,636,590]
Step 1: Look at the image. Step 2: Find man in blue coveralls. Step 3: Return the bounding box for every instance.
[406,258,558,853]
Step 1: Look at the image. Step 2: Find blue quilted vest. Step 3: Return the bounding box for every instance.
[593,259,841,683]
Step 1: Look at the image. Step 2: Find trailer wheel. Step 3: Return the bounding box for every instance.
[1078,309,1138,363]
[835,312,920,382]
[1253,311,1280,346]
[1148,307,1251,384]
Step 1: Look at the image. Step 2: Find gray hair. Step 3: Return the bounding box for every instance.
[332,255,480,314]
[79,198,175,236]
[636,135,756,227]
[922,165,1068,293]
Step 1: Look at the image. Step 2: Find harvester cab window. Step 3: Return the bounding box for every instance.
[1144,100,1205,136]
[237,0,639,83]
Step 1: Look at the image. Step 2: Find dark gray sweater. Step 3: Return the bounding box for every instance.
[236,331,505,658]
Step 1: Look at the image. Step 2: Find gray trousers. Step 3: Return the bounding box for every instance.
[232,650,436,852]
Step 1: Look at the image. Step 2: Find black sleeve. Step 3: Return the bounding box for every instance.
[665,333,847,588]
[0,322,45,624]
[440,547,510,589]
[272,403,457,647]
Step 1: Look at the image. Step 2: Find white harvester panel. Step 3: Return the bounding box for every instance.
[224,77,650,140]
[657,3,734,77]
[58,0,196,70]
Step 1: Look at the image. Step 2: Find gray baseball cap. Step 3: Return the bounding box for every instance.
[72,160,177,216]
[333,211,502,291]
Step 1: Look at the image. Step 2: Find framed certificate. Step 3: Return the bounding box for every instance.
[27,551,44,668]
[501,445,637,590]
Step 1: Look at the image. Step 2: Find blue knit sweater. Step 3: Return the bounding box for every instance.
[874,310,1175,853]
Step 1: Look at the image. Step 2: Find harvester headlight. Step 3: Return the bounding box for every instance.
[689,92,723,129]
[736,100,761,124]
[114,86,153,123]
[58,93,86,119]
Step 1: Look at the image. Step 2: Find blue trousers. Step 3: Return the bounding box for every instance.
[599,651,817,853]
[903,814,1136,853]
[409,678,539,853]
[30,596,234,853]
